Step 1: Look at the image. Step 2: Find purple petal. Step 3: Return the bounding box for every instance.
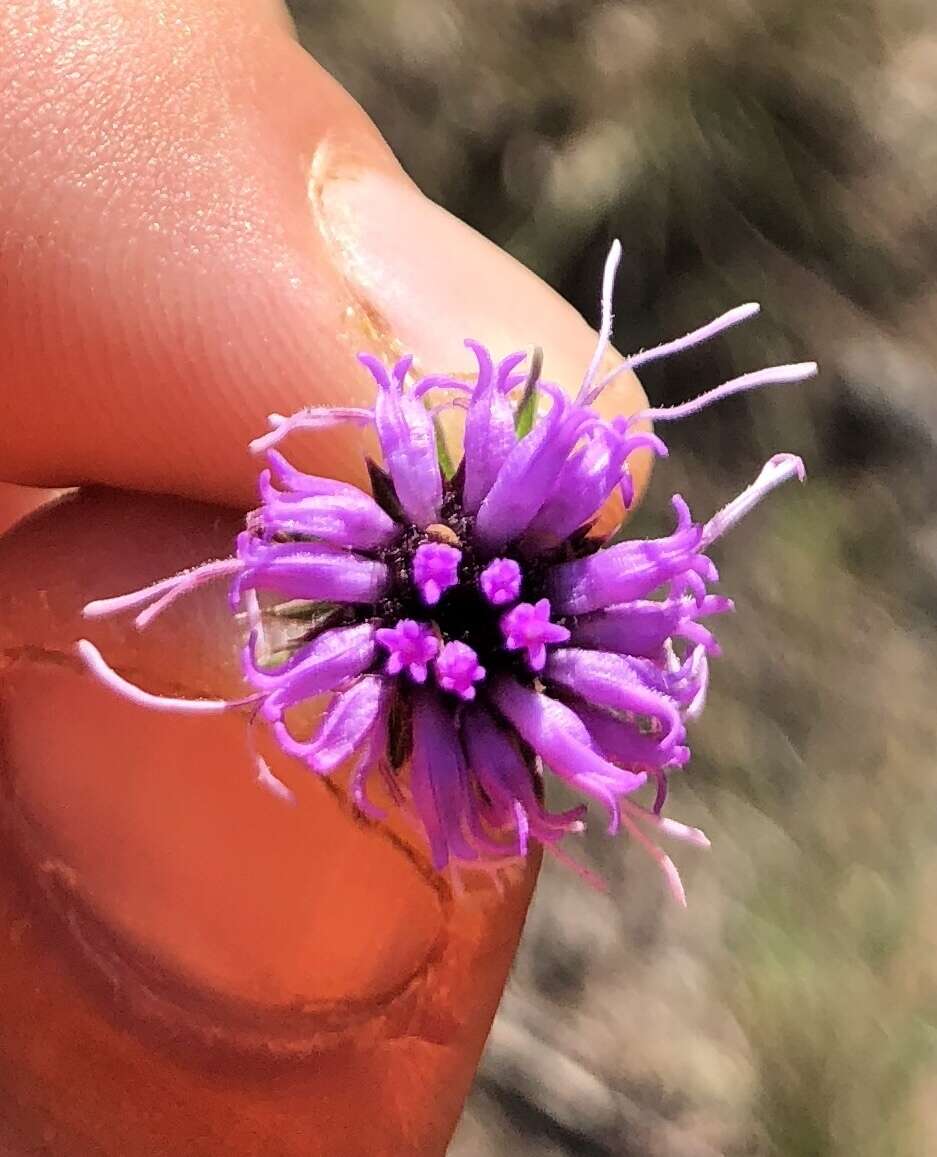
[462,708,585,855]
[572,703,690,771]
[348,695,393,820]
[524,420,669,545]
[462,341,521,514]
[256,456,398,550]
[273,675,389,773]
[544,648,685,749]
[360,353,442,528]
[257,487,398,551]
[245,623,377,721]
[409,691,480,868]
[547,497,707,615]
[474,384,596,550]
[572,595,731,658]
[233,539,388,606]
[264,450,373,498]
[492,679,648,830]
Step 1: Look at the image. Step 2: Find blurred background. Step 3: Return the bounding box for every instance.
[288,2,937,1154]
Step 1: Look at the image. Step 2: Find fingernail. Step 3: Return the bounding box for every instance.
[316,168,650,526]
[316,168,643,404]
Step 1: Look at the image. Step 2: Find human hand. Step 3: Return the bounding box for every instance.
[0,4,646,1154]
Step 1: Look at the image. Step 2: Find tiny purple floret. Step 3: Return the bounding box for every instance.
[479,558,523,606]
[501,599,571,671]
[376,619,439,683]
[435,641,486,700]
[412,542,462,606]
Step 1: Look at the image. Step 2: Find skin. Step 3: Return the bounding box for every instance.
[0,4,648,1155]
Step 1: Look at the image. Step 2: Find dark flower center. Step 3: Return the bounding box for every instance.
[373,475,548,683]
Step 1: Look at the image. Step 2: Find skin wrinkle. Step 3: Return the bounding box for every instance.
[0,813,501,1156]
[0,5,406,503]
[2,803,456,1064]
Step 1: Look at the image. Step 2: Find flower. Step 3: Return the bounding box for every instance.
[78,241,815,903]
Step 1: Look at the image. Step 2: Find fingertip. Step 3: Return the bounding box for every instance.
[1,4,648,511]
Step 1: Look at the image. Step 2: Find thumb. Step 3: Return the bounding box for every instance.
[0,0,646,509]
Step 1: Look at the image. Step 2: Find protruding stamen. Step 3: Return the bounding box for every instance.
[479,558,523,606]
[500,599,571,671]
[592,302,763,400]
[412,542,462,606]
[577,238,622,405]
[702,453,806,546]
[248,406,374,454]
[375,619,439,683]
[639,362,818,424]
[76,640,249,714]
[435,642,486,701]
[82,558,242,626]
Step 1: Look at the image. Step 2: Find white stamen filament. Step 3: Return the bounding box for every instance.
[76,639,249,715]
[578,238,622,405]
[640,362,818,424]
[702,453,806,546]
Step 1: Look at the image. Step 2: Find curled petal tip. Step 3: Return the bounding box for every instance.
[248,416,287,455]
[255,758,297,805]
[357,351,393,390]
[771,452,807,482]
[662,857,688,907]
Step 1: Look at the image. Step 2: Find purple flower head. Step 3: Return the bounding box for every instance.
[78,240,815,904]
[412,541,462,606]
[479,557,523,606]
